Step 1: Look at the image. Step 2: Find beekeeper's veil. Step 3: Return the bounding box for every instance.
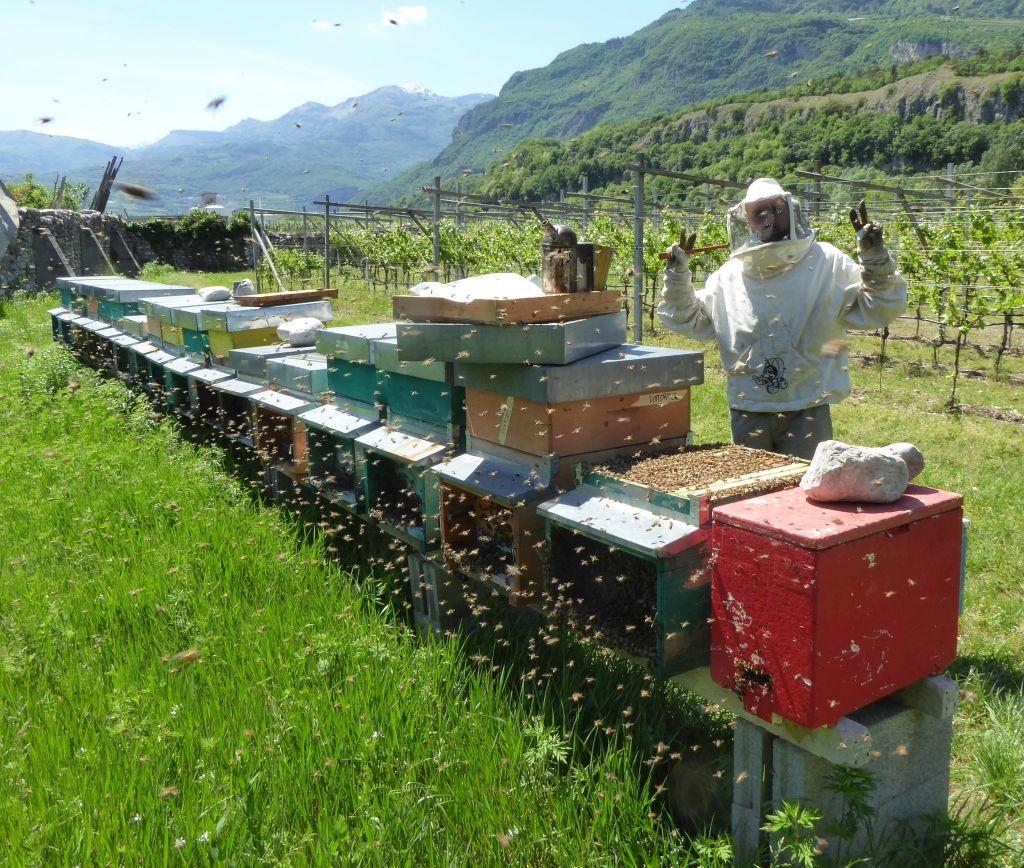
[727,178,814,278]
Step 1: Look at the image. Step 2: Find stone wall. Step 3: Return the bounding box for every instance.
[0,208,145,295]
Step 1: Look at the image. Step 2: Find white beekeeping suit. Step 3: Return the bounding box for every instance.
[658,178,907,457]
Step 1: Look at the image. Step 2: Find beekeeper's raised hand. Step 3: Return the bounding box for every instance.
[664,232,698,270]
[850,200,885,258]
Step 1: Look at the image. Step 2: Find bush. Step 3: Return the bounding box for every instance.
[7,173,88,209]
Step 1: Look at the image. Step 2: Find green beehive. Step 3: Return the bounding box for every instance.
[538,487,711,678]
[355,422,448,551]
[267,354,331,398]
[382,371,465,430]
[325,358,385,407]
[373,335,463,434]
[163,357,200,412]
[298,403,380,513]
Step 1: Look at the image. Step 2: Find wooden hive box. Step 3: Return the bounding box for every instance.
[186,367,232,426]
[210,377,265,445]
[317,324,394,408]
[396,312,627,365]
[298,403,381,513]
[433,452,556,605]
[124,339,159,383]
[94,279,191,324]
[162,357,200,413]
[249,390,317,478]
[54,310,81,345]
[119,315,148,339]
[373,334,463,432]
[538,486,711,678]
[267,354,331,399]
[109,332,140,380]
[200,300,334,364]
[406,553,471,638]
[710,485,964,729]
[393,289,622,324]
[316,322,396,364]
[354,422,450,551]
[141,348,177,398]
[465,386,691,457]
[228,344,305,382]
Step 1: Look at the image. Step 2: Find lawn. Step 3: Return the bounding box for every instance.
[1,273,1022,863]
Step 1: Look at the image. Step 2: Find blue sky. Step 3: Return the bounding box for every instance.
[6,0,684,147]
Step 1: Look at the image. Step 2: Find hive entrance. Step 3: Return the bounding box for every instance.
[548,526,658,663]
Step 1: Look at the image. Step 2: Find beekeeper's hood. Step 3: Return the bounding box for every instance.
[727,178,814,278]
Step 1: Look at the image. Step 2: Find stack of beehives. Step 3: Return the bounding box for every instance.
[390,271,705,606]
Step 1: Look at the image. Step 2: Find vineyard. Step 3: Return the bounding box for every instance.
[257,206,1024,408]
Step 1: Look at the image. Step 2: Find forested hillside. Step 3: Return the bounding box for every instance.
[369,0,1024,203]
[465,51,1024,205]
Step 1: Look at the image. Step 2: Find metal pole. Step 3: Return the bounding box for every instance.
[432,175,441,268]
[324,195,331,290]
[946,163,955,208]
[302,208,308,255]
[632,154,645,344]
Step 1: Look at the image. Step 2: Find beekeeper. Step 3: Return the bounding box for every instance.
[658,178,907,459]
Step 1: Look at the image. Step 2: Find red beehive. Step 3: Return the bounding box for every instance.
[710,485,963,729]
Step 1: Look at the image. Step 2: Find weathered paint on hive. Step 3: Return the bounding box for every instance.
[710,486,963,728]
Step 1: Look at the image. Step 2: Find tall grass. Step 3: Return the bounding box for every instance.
[0,296,722,864]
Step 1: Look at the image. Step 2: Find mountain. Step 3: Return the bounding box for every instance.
[0,131,119,181]
[365,0,1024,203]
[466,52,1024,204]
[0,85,491,214]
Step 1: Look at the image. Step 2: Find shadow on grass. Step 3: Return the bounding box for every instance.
[949,653,1024,698]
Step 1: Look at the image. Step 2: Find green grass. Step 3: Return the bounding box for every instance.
[3,276,1023,862]
[0,296,731,864]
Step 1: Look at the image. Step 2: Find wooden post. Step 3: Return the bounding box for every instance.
[249,200,260,293]
[632,154,645,343]
[302,208,308,255]
[324,195,331,290]
[582,175,590,231]
[432,176,441,268]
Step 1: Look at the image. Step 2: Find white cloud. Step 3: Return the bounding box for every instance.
[379,5,428,27]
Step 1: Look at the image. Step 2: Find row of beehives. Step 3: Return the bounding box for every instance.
[51,275,965,731]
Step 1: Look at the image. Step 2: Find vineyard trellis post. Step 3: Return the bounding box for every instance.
[632,154,645,343]
[581,175,590,230]
[432,175,441,268]
[324,194,331,290]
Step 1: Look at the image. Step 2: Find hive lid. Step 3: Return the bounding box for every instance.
[250,389,317,415]
[396,311,626,365]
[316,323,397,363]
[48,306,66,316]
[130,341,159,355]
[433,452,555,506]
[146,349,177,366]
[355,424,448,465]
[371,336,451,382]
[187,367,231,385]
[110,334,139,348]
[538,485,707,559]
[140,294,208,321]
[164,357,199,376]
[102,281,191,302]
[712,484,964,550]
[97,327,121,338]
[211,377,264,397]
[454,344,704,403]
[298,402,380,437]
[199,300,333,332]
